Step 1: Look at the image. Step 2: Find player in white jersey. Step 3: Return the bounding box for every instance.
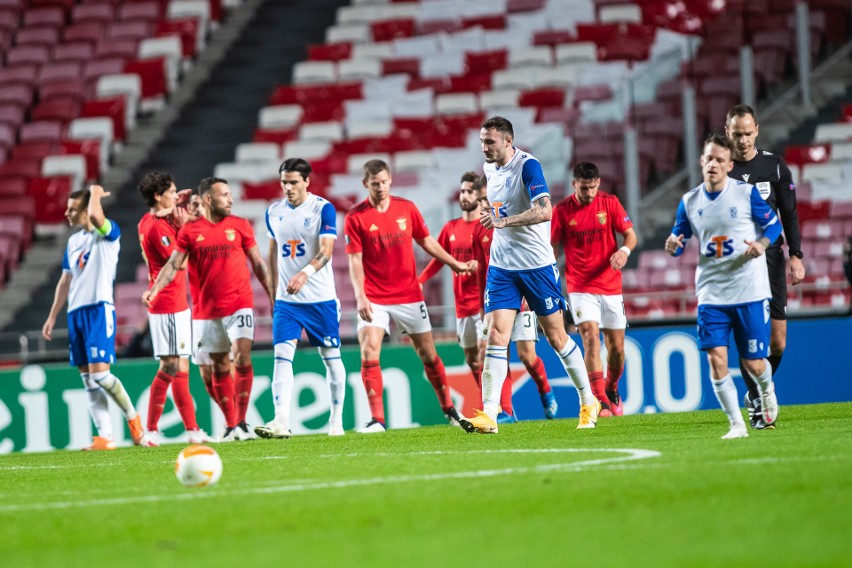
[41,185,148,450]
[459,116,599,434]
[665,134,782,439]
[254,158,347,439]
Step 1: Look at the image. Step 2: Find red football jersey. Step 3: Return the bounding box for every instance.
[344,196,429,304]
[471,222,493,311]
[138,213,188,314]
[551,191,633,295]
[175,215,256,319]
[418,218,480,318]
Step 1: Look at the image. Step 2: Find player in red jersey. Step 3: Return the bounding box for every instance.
[471,180,558,422]
[143,177,274,441]
[344,160,476,432]
[417,171,483,393]
[551,162,637,416]
[137,171,212,445]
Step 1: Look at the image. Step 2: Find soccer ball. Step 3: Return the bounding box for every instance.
[175,445,223,488]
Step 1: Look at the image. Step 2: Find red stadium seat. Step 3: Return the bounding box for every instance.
[71,2,114,24]
[10,141,56,162]
[0,177,27,198]
[252,127,297,145]
[39,79,87,104]
[381,58,420,77]
[307,42,352,62]
[0,65,39,88]
[52,41,95,63]
[60,139,101,180]
[63,21,105,44]
[0,85,34,110]
[533,30,575,47]
[0,158,42,181]
[519,88,567,108]
[5,44,51,66]
[370,18,415,42]
[300,100,344,123]
[461,15,506,30]
[31,98,81,123]
[242,180,282,201]
[117,2,162,23]
[155,18,198,58]
[29,175,72,224]
[784,144,831,167]
[15,25,60,48]
[81,97,127,141]
[464,49,508,74]
[124,57,168,101]
[23,6,65,28]
[0,214,31,250]
[0,104,25,129]
[95,39,139,60]
[19,121,64,144]
[38,61,83,87]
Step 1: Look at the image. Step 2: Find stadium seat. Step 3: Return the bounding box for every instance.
[67,116,114,169]
[29,175,72,224]
[42,154,87,189]
[59,139,100,181]
[81,97,128,142]
[235,142,280,163]
[52,41,95,63]
[282,140,331,161]
[63,20,105,44]
[258,105,303,130]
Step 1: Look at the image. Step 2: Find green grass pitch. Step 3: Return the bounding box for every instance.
[1,402,850,568]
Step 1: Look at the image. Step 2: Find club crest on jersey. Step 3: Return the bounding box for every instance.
[396,217,407,231]
[225,229,236,241]
[505,177,512,188]
[596,211,607,225]
[304,218,310,227]
[160,235,170,247]
[729,207,738,218]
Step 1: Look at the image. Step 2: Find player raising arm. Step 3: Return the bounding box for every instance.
[254,158,346,439]
[144,177,274,441]
[345,159,476,432]
[43,185,148,450]
[665,133,781,439]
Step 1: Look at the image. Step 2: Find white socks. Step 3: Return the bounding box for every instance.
[82,373,113,439]
[481,345,509,420]
[319,346,346,426]
[90,370,137,420]
[271,341,297,429]
[556,339,596,406]
[711,373,745,426]
[748,360,774,394]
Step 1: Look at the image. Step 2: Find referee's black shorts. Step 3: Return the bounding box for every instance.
[765,246,787,321]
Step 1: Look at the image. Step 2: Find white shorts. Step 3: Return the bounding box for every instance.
[357,301,432,335]
[568,293,627,329]
[193,308,255,355]
[479,310,539,343]
[148,309,192,358]
[456,315,483,349]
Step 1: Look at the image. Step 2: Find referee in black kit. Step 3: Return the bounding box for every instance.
[725,104,806,429]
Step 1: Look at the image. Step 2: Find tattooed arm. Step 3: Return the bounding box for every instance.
[481,195,553,229]
[285,236,333,295]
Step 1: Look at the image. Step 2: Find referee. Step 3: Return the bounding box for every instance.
[725,104,806,429]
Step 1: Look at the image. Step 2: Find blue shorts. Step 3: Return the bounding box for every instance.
[68,303,116,367]
[696,300,771,359]
[484,264,564,317]
[273,299,341,348]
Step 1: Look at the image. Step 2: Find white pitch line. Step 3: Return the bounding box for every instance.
[0,448,660,513]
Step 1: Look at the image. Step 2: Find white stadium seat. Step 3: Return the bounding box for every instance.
[236,142,280,163]
[42,155,88,190]
[258,105,303,129]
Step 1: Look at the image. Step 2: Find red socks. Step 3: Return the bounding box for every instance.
[147,371,171,432]
[589,370,607,405]
[361,360,385,423]
[606,363,624,394]
[212,370,237,428]
[171,371,198,431]
[234,364,253,424]
[500,367,513,415]
[524,357,551,394]
[424,358,453,411]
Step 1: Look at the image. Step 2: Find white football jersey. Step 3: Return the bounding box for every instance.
[62,220,121,312]
[672,178,781,306]
[484,149,556,271]
[266,193,338,304]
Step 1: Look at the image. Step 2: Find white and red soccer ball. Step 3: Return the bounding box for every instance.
[175,445,223,487]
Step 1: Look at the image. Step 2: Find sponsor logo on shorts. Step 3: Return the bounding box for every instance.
[748,339,757,353]
[545,297,553,310]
